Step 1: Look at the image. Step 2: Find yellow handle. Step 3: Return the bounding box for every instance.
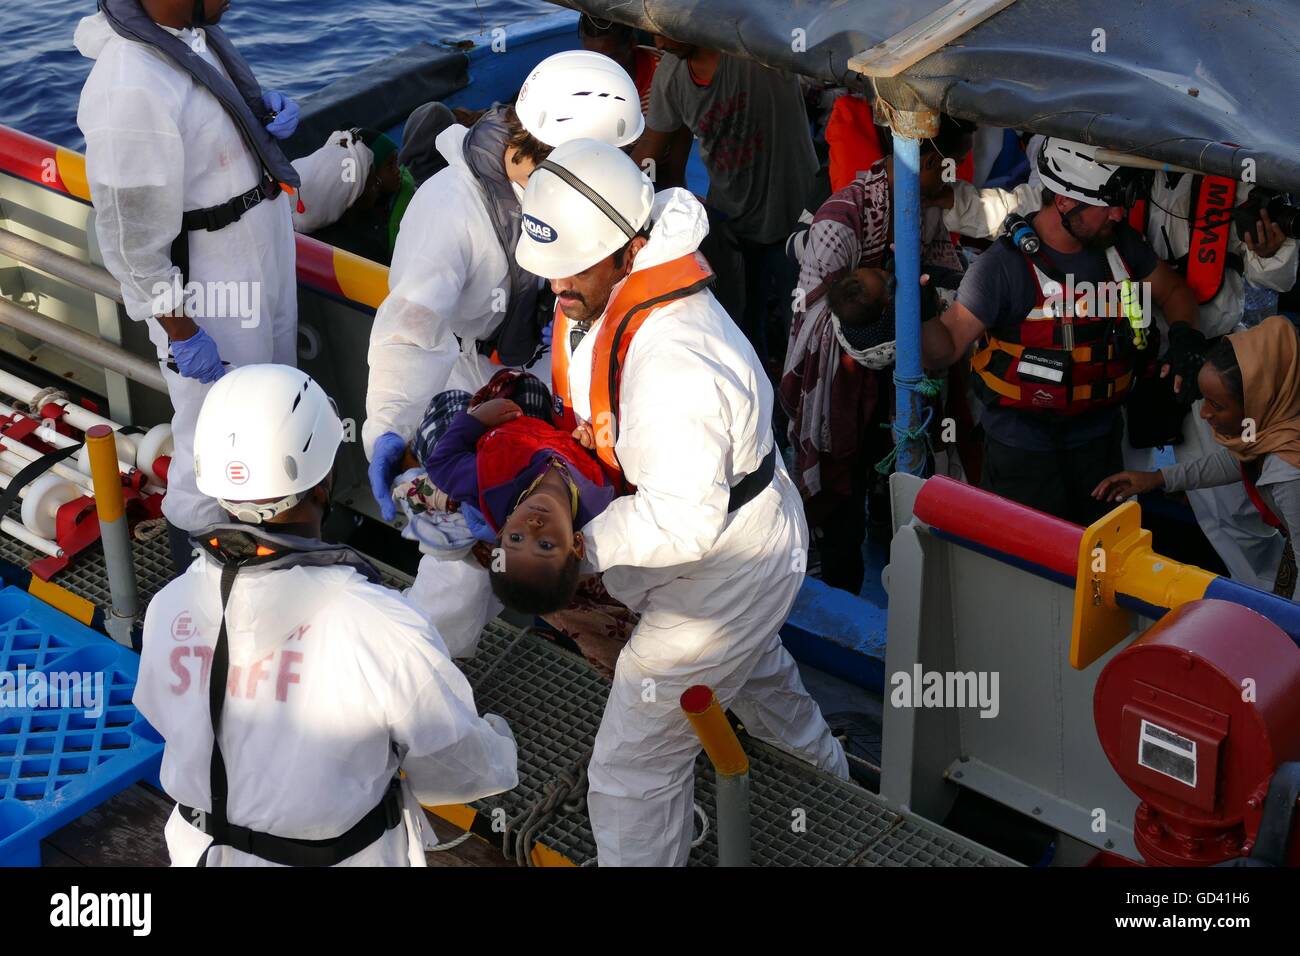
[85,425,125,523]
[681,685,749,776]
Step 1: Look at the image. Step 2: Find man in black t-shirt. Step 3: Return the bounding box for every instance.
[922,139,1203,524]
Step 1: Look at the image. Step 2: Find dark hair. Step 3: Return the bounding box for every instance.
[579,13,634,44]
[827,272,884,327]
[501,104,554,168]
[489,552,583,615]
[611,225,653,268]
[1205,337,1244,404]
[922,114,976,159]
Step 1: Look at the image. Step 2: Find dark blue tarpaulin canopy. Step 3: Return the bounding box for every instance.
[553,0,1300,194]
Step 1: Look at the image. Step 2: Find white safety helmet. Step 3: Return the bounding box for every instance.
[515,137,655,279]
[1037,138,1130,207]
[515,50,645,148]
[193,365,344,524]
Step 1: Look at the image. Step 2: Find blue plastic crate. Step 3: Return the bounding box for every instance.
[0,587,163,866]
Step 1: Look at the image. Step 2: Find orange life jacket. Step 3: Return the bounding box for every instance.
[1127,174,1238,304]
[971,244,1140,415]
[825,96,975,194]
[550,302,579,435]
[550,252,714,484]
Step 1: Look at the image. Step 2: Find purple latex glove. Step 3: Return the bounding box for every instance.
[368,431,407,522]
[262,91,300,139]
[170,328,227,384]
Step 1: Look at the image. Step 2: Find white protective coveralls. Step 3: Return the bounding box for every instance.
[363,122,538,454]
[75,13,298,533]
[366,121,552,654]
[942,178,1040,239]
[135,554,518,866]
[564,189,850,866]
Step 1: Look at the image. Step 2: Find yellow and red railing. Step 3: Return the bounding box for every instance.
[0,123,390,311]
[913,476,1300,668]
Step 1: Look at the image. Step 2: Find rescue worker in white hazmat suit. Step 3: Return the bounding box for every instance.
[135,365,518,866]
[516,139,850,866]
[363,50,646,656]
[76,0,302,567]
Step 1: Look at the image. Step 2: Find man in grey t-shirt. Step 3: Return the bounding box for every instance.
[633,35,817,368]
[921,139,1202,525]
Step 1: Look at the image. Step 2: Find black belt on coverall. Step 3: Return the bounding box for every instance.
[727,446,776,513]
[170,176,281,285]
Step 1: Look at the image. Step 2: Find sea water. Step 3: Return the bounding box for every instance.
[0,0,552,148]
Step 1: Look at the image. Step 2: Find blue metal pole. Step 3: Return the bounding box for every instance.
[891,133,926,476]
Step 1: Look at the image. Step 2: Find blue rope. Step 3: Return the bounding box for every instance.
[895,370,944,398]
[874,371,944,476]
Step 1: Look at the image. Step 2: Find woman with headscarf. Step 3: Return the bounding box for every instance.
[1094,314,1300,596]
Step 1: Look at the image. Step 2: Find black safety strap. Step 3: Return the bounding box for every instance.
[569,324,589,354]
[182,177,280,234]
[190,556,400,867]
[168,231,191,293]
[727,447,776,514]
[0,420,150,519]
[538,159,638,239]
[181,780,403,868]
[169,177,280,287]
[197,561,239,866]
[0,441,84,521]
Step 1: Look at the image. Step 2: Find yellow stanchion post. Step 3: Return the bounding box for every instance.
[86,425,138,646]
[681,684,751,866]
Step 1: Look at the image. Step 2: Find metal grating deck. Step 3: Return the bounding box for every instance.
[461,623,1015,867]
[0,502,176,609]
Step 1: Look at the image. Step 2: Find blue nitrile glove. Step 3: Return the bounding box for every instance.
[540,318,554,350]
[460,502,496,544]
[368,431,407,522]
[262,91,300,140]
[170,328,226,384]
